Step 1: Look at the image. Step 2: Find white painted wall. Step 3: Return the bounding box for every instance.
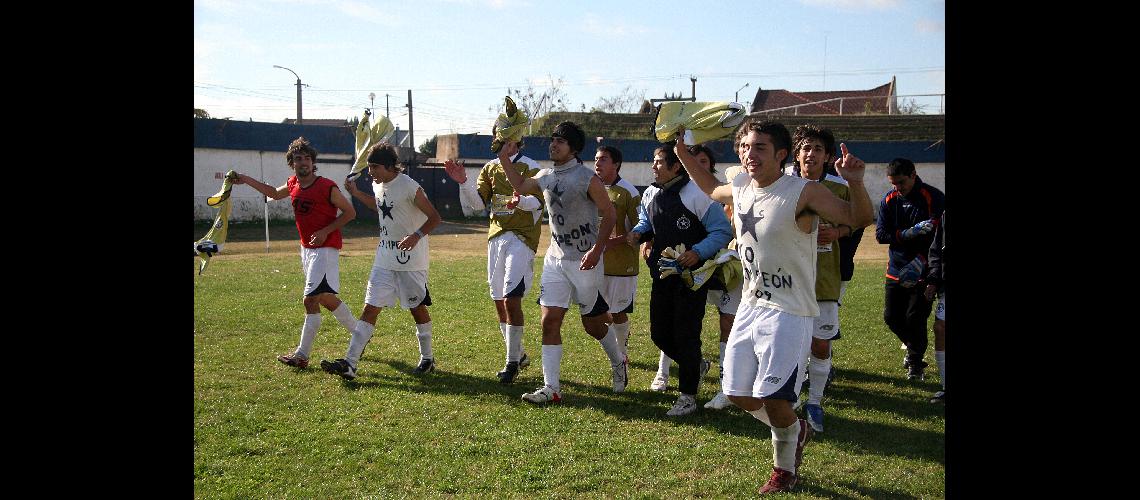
[194,148,354,222]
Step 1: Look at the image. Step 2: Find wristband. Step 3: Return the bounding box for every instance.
[415,230,426,238]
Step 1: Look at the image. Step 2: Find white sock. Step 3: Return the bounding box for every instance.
[541,344,563,392]
[506,325,524,362]
[416,322,433,360]
[345,321,375,367]
[331,303,357,333]
[771,420,801,474]
[807,355,831,405]
[296,313,321,359]
[500,322,509,345]
[657,351,672,378]
[612,321,631,357]
[935,350,946,389]
[748,407,772,426]
[598,329,624,366]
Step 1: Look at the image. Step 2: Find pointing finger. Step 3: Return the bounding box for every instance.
[839,143,848,158]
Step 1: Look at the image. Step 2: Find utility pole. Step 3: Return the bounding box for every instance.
[385,94,390,118]
[690,75,697,101]
[273,65,303,124]
[406,89,414,152]
[369,92,375,115]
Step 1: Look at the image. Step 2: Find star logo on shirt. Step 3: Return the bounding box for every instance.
[549,183,565,208]
[378,199,395,220]
[737,204,764,242]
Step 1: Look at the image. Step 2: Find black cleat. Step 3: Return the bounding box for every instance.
[411,358,436,375]
[497,361,520,384]
[320,358,357,380]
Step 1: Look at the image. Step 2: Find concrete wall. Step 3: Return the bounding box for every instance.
[193,147,354,222]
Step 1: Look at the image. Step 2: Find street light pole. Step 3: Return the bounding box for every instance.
[369,92,375,115]
[273,65,303,125]
[735,82,750,103]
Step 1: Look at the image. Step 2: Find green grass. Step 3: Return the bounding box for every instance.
[195,255,944,498]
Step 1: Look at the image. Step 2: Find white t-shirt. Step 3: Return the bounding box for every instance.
[732,173,818,317]
[372,173,429,271]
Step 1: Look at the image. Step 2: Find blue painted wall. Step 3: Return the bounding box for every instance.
[193,118,355,155]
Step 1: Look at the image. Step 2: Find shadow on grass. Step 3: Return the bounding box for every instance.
[318,355,942,466]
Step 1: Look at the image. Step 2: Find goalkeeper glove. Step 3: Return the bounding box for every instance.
[900,219,935,240]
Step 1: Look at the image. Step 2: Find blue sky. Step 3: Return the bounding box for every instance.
[194,0,944,145]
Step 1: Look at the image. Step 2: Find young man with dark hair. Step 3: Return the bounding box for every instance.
[628,142,733,416]
[593,145,641,363]
[786,124,856,433]
[676,118,873,494]
[233,137,359,370]
[498,122,625,404]
[443,133,543,384]
[875,157,945,381]
[320,142,443,380]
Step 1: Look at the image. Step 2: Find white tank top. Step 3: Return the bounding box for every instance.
[373,173,429,271]
[731,173,818,316]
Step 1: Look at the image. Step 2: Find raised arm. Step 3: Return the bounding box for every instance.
[674,131,733,205]
[496,141,541,196]
[308,185,357,247]
[344,178,377,212]
[444,159,487,211]
[581,175,616,270]
[800,143,874,229]
[233,173,289,200]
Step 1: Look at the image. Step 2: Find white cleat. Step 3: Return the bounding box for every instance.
[666,394,698,416]
[650,374,669,392]
[704,392,735,410]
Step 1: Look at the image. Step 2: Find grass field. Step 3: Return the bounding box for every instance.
[194,220,944,498]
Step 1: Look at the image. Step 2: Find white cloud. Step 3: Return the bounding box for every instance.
[436,0,530,8]
[336,0,399,25]
[798,0,900,9]
[581,13,650,37]
[915,18,944,34]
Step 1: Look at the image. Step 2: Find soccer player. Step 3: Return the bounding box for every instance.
[875,158,945,380]
[786,124,857,433]
[443,133,543,383]
[320,143,442,380]
[923,210,947,403]
[676,119,873,494]
[628,143,733,416]
[232,137,359,370]
[592,145,641,363]
[498,121,626,404]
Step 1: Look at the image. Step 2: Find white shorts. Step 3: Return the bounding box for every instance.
[838,280,849,306]
[722,303,812,401]
[707,281,742,315]
[538,253,607,315]
[487,232,536,300]
[812,301,840,340]
[934,291,945,321]
[300,246,341,297]
[364,267,430,309]
[602,275,637,314]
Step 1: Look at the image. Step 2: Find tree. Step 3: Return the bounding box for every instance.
[590,85,646,114]
[896,98,929,115]
[490,74,571,120]
[194,108,210,118]
[419,135,438,157]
